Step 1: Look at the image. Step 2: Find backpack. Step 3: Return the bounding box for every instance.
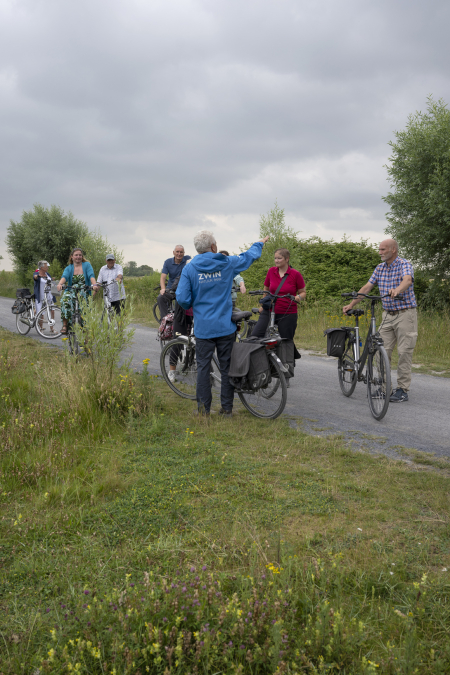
[158,312,174,341]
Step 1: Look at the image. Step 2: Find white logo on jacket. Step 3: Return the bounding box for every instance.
[198,272,221,283]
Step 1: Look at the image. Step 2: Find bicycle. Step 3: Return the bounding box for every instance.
[152,286,175,325]
[98,278,123,328]
[14,288,37,336]
[334,292,397,421]
[60,283,91,356]
[231,290,300,418]
[159,310,251,400]
[35,280,63,339]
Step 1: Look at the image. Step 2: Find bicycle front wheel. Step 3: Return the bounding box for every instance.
[35,306,62,339]
[152,302,162,325]
[367,345,391,421]
[16,309,33,335]
[160,338,197,399]
[238,353,287,419]
[338,339,357,397]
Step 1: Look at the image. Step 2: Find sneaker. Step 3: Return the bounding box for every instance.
[219,408,232,417]
[390,388,408,402]
[168,370,176,383]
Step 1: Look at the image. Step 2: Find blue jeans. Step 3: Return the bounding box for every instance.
[195,333,235,412]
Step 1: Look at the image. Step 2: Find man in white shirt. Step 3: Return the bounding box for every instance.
[95,254,126,313]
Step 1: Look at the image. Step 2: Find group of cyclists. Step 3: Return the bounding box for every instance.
[31,232,416,415]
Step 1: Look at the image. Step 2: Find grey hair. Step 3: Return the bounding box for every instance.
[194,230,216,254]
[38,260,48,268]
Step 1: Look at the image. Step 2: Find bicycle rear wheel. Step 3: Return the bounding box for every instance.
[35,306,62,339]
[338,338,357,397]
[16,308,33,335]
[367,345,391,421]
[238,354,287,419]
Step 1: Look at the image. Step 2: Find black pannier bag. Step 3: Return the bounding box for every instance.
[11,299,27,315]
[228,340,271,391]
[276,339,295,378]
[16,288,32,299]
[324,328,347,358]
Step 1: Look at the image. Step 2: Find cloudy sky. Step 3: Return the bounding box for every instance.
[1,0,449,269]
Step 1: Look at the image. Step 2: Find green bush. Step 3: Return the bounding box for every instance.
[243,236,380,302]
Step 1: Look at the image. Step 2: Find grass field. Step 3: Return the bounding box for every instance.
[1,328,450,673]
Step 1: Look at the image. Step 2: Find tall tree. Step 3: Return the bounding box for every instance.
[383,97,450,276]
[6,204,88,282]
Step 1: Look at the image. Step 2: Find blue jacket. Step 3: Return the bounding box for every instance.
[176,242,263,339]
[62,262,95,292]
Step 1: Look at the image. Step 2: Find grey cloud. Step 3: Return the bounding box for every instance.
[1,0,449,267]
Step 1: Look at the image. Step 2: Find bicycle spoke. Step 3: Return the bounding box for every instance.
[35,306,62,338]
[238,356,287,419]
[160,338,198,399]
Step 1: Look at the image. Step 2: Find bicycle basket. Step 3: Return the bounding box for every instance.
[324,328,347,357]
[16,288,32,299]
[11,299,27,314]
[158,312,174,341]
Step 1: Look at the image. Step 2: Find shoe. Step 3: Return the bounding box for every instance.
[219,408,232,417]
[285,378,290,389]
[194,404,213,417]
[371,389,386,399]
[168,370,176,383]
[390,388,408,402]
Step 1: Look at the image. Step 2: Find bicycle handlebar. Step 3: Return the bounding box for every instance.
[249,290,300,304]
[341,291,404,301]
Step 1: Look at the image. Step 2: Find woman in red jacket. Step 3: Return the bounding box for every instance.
[251,247,306,341]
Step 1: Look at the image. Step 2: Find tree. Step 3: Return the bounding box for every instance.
[79,229,124,277]
[6,204,88,283]
[383,97,450,277]
[242,202,380,300]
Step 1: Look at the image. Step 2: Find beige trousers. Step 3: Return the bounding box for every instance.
[379,308,418,391]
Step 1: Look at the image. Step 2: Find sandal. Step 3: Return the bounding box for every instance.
[60,326,68,335]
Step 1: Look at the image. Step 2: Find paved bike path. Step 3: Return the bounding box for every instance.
[1,296,449,458]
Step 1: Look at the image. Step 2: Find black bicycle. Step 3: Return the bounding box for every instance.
[334,292,397,420]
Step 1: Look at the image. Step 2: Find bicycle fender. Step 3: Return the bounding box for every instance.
[268,352,288,372]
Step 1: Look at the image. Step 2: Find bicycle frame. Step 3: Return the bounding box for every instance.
[349,300,380,381]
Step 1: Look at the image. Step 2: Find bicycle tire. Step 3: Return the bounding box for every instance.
[16,308,33,335]
[367,344,391,421]
[338,338,357,397]
[237,319,249,339]
[35,305,62,339]
[152,302,162,325]
[160,338,197,399]
[238,353,287,419]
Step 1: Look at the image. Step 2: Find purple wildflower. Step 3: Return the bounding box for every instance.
[229,641,233,647]
[163,617,168,622]
[84,590,89,595]
[130,583,135,587]
[46,608,50,613]
[190,566,195,572]
[87,622,91,627]
[200,640,204,646]
[202,565,207,571]
[240,645,245,650]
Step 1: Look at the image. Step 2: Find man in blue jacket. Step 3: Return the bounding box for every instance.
[176,230,269,416]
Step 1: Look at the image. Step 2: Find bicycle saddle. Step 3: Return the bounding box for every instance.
[346,309,365,317]
[252,307,260,314]
[231,310,252,322]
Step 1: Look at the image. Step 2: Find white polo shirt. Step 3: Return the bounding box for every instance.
[97,263,126,302]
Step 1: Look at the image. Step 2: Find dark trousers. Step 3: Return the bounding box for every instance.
[196,333,235,412]
[251,310,298,339]
[111,299,125,314]
[157,293,172,319]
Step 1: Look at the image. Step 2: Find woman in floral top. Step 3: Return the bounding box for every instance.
[57,248,97,334]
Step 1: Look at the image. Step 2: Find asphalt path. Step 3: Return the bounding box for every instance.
[1,296,449,458]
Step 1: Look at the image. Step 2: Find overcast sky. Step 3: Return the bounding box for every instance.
[1,0,449,270]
